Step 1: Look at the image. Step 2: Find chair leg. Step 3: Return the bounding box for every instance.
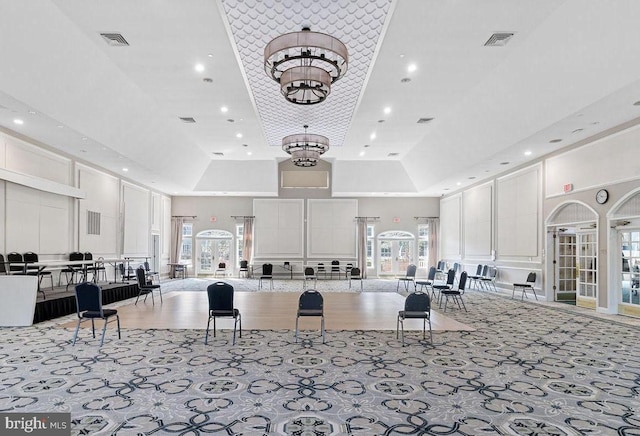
[295,316,299,343]
[159,287,163,303]
[213,317,217,337]
[459,296,467,312]
[91,319,96,338]
[396,315,400,339]
[422,318,426,340]
[238,313,242,339]
[116,315,121,339]
[531,287,538,300]
[72,319,82,345]
[205,317,211,344]
[321,315,325,344]
[428,317,433,343]
[99,319,108,347]
[232,317,237,346]
[443,296,449,312]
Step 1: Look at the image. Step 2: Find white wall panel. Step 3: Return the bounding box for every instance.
[307,199,357,257]
[253,199,304,258]
[5,182,68,254]
[122,182,150,255]
[546,124,640,196]
[77,165,119,254]
[4,135,70,185]
[496,166,540,257]
[463,183,493,256]
[440,195,461,258]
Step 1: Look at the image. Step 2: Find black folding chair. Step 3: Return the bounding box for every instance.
[72,282,121,346]
[295,290,325,343]
[397,291,432,346]
[205,282,241,345]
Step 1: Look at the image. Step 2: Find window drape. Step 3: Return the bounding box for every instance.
[171,217,184,264]
[356,218,368,279]
[427,218,439,269]
[243,217,255,266]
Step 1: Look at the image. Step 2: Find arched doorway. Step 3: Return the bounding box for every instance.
[607,188,640,317]
[195,229,233,276]
[378,231,415,276]
[546,202,598,308]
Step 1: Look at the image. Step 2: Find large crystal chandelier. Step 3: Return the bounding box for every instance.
[264,27,348,105]
[282,125,329,167]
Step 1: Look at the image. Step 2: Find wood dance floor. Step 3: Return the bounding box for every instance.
[59,291,474,332]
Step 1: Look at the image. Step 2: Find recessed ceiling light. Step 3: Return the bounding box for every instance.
[207,53,214,58]
[378,119,385,123]
[363,144,370,148]
[247,151,253,156]
[370,132,376,140]
[13,119,24,125]
[401,77,411,83]
[221,106,228,113]
[359,151,365,156]
[443,188,450,191]
[399,54,405,58]
[82,137,87,141]
[572,128,584,134]
[633,100,640,106]
[383,107,391,115]
[203,77,213,83]
[194,63,205,72]
[242,144,249,147]
[456,182,461,186]
[236,133,243,138]
[407,64,417,72]
[524,151,532,156]
[122,168,129,172]
[549,139,562,143]
[57,125,64,128]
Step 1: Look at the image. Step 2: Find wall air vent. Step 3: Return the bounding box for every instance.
[100,33,130,46]
[388,153,399,157]
[484,32,514,47]
[87,210,101,235]
[417,117,434,124]
[179,117,196,123]
[213,152,224,156]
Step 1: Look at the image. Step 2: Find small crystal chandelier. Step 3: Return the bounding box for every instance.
[282,125,329,167]
[265,27,348,105]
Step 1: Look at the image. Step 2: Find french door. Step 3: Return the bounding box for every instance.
[196,237,232,275]
[378,233,414,276]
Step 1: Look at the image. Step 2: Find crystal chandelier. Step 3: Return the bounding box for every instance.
[265,27,348,105]
[282,125,329,167]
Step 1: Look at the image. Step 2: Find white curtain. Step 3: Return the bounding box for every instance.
[356,218,368,279]
[243,217,255,265]
[171,217,184,264]
[427,218,439,268]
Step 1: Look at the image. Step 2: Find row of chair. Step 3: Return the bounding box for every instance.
[0,251,55,298]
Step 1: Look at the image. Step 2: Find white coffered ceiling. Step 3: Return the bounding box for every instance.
[1,0,640,197]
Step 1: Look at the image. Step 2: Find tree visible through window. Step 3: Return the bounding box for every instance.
[180,223,193,262]
[418,224,429,268]
[366,225,374,268]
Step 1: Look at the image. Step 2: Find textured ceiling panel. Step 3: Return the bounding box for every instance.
[221,0,392,149]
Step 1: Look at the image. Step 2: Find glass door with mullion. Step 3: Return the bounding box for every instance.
[196,238,232,276]
[576,231,597,308]
[556,233,576,302]
[378,239,414,276]
[620,230,640,306]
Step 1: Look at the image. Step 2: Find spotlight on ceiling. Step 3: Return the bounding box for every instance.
[264,27,348,105]
[282,125,329,167]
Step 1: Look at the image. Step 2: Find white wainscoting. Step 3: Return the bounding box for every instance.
[307,199,358,258]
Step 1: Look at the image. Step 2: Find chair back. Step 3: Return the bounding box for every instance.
[404,291,430,312]
[84,252,93,261]
[445,268,456,285]
[218,262,226,269]
[0,254,5,274]
[144,261,151,272]
[299,290,323,311]
[474,264,483,276]
[262,263,273,275]
[458,271,468,292]
[331,260,340,271]
[240,260,248,269]
[70,252,84,261]
[136,266,147,286]
[7,252,24,273]
[427,266,436,280]
[317,263,325,272]
[23,251,38,263]
[305,267,315,277]
[350,267,361,278]
[481,264,489,277]
[75,282,103,314]
[207,282,234,314]
[405,264,417,278]
[526,272,536,284]
[437,260,446,271]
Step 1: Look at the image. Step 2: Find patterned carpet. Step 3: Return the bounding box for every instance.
[1,286,640,435]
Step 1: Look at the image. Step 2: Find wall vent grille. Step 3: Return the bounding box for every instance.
[179,117,196,123]
[417,117,434,124]
[87,211,101,235]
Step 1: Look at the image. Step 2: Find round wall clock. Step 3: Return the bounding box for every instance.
[596,189,609,204]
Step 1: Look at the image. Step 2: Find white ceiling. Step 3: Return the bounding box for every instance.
[1,0,640,197]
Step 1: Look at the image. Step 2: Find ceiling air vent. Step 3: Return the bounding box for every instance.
[100,33,130,46]
[484,32,514,47]
[213,152,224,156]
[388,152,399,157]
[417,117,434,124]
[179,117,196,123]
